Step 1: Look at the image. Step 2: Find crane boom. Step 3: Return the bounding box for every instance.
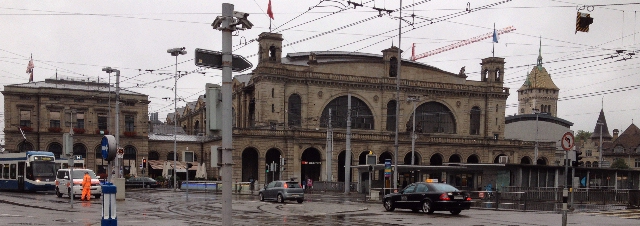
[411,26,516,61]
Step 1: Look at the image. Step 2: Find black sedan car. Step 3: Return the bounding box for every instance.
[382,182,472,215]
[125,177,159,188]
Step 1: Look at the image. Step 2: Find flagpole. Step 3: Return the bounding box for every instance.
[492,23,495,57]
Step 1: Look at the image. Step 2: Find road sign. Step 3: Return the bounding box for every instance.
[74,155,83,160]
[194,48,253,72]
[101,135,116,161]
[561,132,575,151]
[384,159,391,178]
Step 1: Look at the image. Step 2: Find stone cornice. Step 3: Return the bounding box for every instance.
[252,67,510,99]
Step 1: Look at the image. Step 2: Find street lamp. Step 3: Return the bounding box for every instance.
[102,67,120,181]
[168,47,187,191]
[597,121,604,167]
[407,96,420,166]
[532,108,540,165]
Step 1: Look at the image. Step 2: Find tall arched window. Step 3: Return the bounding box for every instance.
[73,143,87,159]
[406,102,456,134]
[470,107,480,135]
[389,57,398,77]
[194,120,200,134]
[47,142,63,159]
[386,100,396,131]
[288,94,302,127]
[320,96,374,130]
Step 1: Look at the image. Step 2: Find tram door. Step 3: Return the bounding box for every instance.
[18,162,25,191]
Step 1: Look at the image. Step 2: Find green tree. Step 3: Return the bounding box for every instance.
[575,130,592,142]
[610,158,629,169]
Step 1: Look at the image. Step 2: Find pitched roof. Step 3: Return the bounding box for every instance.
[591,109,613,140]
[612,123,640,149]
[518,67,559,91]
[6,78,144,95]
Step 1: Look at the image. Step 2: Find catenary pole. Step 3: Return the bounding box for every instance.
[220,3,234,226]
[345,94,351,194]
[393,0,403,192]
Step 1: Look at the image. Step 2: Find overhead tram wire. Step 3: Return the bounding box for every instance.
[349,0,514,52]
[241,0,435,58]
[504,83,640,109]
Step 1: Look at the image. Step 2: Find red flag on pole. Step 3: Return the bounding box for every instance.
[267,0,274,19]
[26,55,34,83]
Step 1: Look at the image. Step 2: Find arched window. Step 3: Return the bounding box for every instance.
[148,151,160,160]
[320,96,374,130]
[495,68,501,82]
[470,107,480,135]
[407,102,456,134]
[288,94,302,127]
[389,57,397,77]
[73,143,87,159]
[269,45,276,61]
[194,120,200,134]
[18,141,34,152]
[47,143,63,159]
[167,151,177,161]
[386,100,396,131]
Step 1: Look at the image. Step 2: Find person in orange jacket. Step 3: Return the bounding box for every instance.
[81,171,92,201]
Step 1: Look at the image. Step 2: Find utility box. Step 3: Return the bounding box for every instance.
[111,178,126,200]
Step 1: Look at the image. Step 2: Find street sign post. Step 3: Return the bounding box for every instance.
[561,132,575,151]
[194,48,253,72]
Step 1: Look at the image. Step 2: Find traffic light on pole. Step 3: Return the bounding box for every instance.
[576,12,593,33]
[142,158,147,168]
[575,150,584,167]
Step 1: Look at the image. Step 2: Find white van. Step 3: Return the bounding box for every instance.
[55,169,102,199]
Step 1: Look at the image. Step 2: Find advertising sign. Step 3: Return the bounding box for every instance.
[384,159,391,178]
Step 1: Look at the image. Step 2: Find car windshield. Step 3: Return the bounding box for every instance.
[430,183,459,192]
[72,170,97,179]
[286,182,301,188]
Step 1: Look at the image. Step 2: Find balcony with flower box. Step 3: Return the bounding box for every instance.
[48,127,62,133]
[73,128,86,134]
[19,126,34,132]
[124,131,137,137]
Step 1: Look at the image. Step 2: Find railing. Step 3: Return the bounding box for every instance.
[308,181,358,193]
[471,187,633,212]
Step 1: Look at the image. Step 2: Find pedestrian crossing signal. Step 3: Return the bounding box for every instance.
[576,12,593,33]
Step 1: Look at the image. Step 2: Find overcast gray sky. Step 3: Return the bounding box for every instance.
[2,0,640,144]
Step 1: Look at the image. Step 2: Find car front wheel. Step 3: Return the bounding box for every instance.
[422,200,434,214]
[450,210,461,215]
[383,198,395,211]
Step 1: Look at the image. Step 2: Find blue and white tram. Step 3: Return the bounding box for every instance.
[0,151,57,191]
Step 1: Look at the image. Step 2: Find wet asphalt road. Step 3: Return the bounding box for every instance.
[0,189,639,225]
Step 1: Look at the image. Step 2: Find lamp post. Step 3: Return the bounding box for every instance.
[598,121,603,167]
[167,47,187,191]
[532,108,540,165]
[102,67,120,180]
[407,96,420,166]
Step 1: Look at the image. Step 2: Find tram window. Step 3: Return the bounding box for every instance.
[3,164,8,179]
[10,164,16,179]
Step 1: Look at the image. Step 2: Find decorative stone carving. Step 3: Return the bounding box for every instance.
[317,91,323,98]
[373,95,379,102]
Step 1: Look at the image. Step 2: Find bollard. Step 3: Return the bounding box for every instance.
[101,182,117,226]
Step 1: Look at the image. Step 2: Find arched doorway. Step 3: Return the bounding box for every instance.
[301,148,321,182]
[494,154,507,163]
[242,148,259,182]
[536,158,547,165]
[123,145,136,175]
[337,151,353,182]
[47,142,63,159]
[403,151,421,165]
[73,143,87,168]
[466,154,479,163]
[378,151,393,180]
[358,151,370,181]
[430,153,443,166]
[265,148,282,182]
[448,154,461,163]
[521,156,532,164]
[18,141,34,152]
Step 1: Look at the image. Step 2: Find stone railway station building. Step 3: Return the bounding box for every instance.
[10,31,612,192]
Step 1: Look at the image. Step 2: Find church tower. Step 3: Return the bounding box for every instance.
[257,32,283,66]
[517,39,559,116]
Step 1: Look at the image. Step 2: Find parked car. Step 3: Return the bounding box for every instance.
[259,180,304,203]
[125,177,159,188]
[55,169,102,199]
[382,182,472,215]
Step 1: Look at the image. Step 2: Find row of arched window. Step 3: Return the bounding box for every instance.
[283,94,483,135]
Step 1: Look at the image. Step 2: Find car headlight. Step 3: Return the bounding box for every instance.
[35,179,41,182]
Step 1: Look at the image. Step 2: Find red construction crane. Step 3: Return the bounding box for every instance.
[411,26,516,61]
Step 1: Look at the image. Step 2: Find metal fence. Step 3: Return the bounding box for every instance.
[468,187,632,212]
[309,181,358,192]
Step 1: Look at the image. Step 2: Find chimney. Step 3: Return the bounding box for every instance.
[612,129,619,141]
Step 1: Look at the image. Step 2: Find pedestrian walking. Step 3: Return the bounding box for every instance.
[306,178,313,193]
[81,171,92,201]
